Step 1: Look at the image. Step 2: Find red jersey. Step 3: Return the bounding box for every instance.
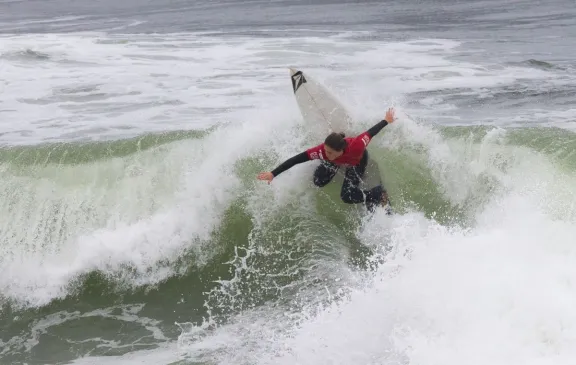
[306,131,372,167]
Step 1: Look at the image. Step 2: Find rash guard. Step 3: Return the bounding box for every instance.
[271,119,389,177]
[306,131,370,166]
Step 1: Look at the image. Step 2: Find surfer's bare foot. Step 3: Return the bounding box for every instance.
[381,191,389,205]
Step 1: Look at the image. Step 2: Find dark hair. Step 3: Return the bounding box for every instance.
[324,132,347,151]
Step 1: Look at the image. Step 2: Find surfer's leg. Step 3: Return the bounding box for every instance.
[341,153,392,214]
[313,161,338,187]
[340,152,368,204]
[341,172,364,204]
[365,185,392,214]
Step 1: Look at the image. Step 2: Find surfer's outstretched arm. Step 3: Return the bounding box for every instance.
[271,152,309,176]
[367,120,388,137]
[257,152,310,183]
[367,107,395,137]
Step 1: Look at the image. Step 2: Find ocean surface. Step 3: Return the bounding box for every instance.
[1,0,576,364]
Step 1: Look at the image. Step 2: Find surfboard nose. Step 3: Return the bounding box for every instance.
[289,67,300,76]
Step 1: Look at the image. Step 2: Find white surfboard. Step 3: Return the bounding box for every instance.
[289,68,352,139]
[288,67,384,191]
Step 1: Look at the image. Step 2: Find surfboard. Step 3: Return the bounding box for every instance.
[288,67,388,210]
[289,68,352,138]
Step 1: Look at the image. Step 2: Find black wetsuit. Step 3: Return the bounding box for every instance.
[271,119,390,212]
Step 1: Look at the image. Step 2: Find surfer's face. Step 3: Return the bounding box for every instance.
[325,145,344,160]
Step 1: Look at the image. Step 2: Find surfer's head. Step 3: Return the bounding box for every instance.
[324,132,346,160]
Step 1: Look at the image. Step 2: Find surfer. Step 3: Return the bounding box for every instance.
[257,108,396,213]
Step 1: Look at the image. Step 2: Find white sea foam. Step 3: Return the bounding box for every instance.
[175,113,576,365]
[2,29,576,365]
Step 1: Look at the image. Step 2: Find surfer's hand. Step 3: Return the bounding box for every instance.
[385,108,396,123]
[257,172,274,184]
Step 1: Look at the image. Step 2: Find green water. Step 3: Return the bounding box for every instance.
[1,124,576,364]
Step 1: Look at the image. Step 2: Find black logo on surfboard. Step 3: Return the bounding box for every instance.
[291,71,307,93]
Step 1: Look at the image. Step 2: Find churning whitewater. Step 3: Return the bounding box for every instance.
[2,0,576,364]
